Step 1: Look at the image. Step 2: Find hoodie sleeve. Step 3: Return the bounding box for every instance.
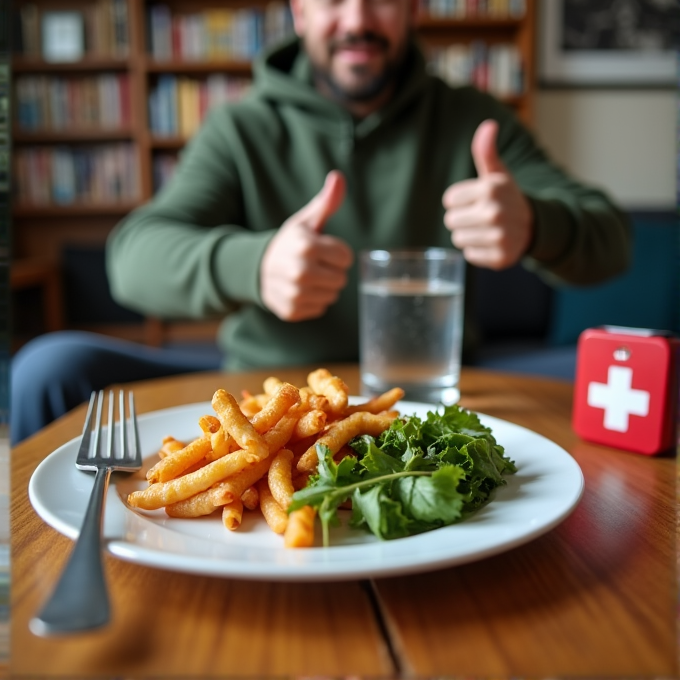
[106,106,276,319]
[489,98,632,286]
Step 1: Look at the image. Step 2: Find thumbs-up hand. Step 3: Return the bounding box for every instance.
[261,170,354,322]
[442,119,533,270]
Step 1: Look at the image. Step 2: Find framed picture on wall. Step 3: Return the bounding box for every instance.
[539,0,679,87]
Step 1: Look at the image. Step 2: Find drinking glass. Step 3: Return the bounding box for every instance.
[359,248,465,405]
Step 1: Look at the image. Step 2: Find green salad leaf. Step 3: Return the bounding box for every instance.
[288,404,517,546]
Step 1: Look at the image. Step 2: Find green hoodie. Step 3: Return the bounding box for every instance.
[106,38,630,370]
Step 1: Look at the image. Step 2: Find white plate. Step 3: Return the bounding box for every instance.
[28,400,584,581]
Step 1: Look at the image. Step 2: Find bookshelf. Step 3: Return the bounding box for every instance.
[11,0,537,345]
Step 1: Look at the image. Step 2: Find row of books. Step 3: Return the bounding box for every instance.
[16,0,129,60]
[148,3,294,61]
[14,144,139,206]
[15,75,131,131]
[149,75,250,138]
[153,153,178,192]
[420,0,526,18]
[429,42,523,96]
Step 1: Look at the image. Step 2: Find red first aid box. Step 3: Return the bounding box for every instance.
[572,326,679,455]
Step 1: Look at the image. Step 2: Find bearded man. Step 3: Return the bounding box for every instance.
[11,0,629,443]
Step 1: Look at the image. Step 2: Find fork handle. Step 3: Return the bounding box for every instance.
[31,467,112,636]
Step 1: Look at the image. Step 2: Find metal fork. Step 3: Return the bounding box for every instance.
[30,390,142,637]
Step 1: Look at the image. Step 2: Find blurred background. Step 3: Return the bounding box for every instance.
[5,0,680,379]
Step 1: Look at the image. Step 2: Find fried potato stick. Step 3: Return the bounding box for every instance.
[300,390,330,414]
[240,485,259,510]
[208,454,272,506]
[344,387,405,416]
[284,506,316,548]
[198,415,221,434]
[292,470,311,491]
[222,499,244,531]
[257,478,288,534]
[296,411,396,472]
[290,409,326,443]
[157,436,185,460]
[179,457,212,477]
[209,428,234,461]
[212,389,268,462]
[268,449,294,510]
[165,486,223,518]
[146,435,212,484]
[250,382,300,434]
[307,368,349,415]
[239,394,262,418]
[128,447,257,510]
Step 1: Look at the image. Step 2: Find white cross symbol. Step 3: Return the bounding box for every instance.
[587,365,650,432]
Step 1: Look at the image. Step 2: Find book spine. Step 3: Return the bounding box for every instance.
[199,80,208,124]
[113,0,129,56]
[171,15,182,60]
[150,5,173,60]
[119,74,131,127]
[16,143,140,204]
[20,4,41,58]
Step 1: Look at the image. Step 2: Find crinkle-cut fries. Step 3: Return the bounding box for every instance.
[126,370,404,548]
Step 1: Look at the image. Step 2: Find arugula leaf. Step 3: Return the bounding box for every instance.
[355,435,404,476]
[288,404,517,546]
[351,484,410,540]
[396,465,465,525]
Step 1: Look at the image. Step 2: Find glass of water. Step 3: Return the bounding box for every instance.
[359,248,465,405]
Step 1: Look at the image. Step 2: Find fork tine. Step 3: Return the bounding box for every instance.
[103,390,116,458]
[129,392,141,465]
[91,390,105,459]
[119,390,127,461]
[80,392,97,458]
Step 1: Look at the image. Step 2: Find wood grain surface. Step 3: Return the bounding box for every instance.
[375,370,677,678]
[10,366,677,678]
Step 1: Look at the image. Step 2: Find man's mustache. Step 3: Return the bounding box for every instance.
[329,32,390,53]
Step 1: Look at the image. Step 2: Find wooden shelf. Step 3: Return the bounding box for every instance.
[145,59,252,75]
[149,136,187,149]
[14,129,136,143]
[417,15,524,29]
[13,202,140,217]
[13,57,131,72]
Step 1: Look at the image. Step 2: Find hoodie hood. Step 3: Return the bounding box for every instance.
[251,36,431,138]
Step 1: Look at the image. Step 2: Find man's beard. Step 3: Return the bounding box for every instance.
[310,32,408,103]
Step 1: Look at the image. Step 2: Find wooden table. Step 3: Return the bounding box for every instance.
[10,366,677,678]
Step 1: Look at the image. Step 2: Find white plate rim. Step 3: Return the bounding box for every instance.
[28,399,584,581]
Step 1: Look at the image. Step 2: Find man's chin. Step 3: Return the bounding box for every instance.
[335,82,385,102]
[327,69,391,103]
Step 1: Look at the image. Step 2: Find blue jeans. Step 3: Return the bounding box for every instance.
[11,331,222,445]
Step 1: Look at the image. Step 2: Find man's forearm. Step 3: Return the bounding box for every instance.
[523,195,631,285]
[106,205,275,319]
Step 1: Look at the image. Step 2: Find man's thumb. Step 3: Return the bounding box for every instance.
[471,119,506,177]
[307,170,346,232]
